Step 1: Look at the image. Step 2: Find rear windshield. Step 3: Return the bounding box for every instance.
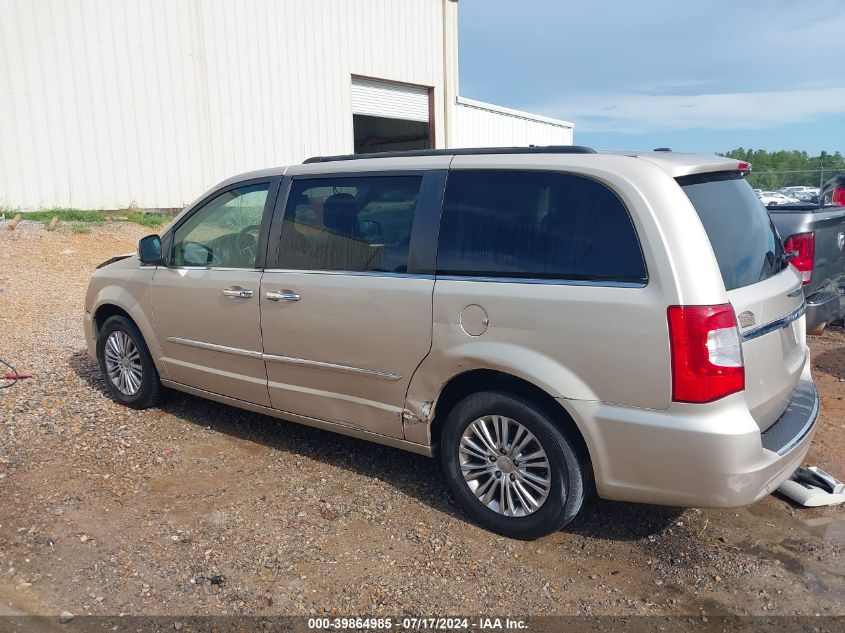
[679,173,786,291]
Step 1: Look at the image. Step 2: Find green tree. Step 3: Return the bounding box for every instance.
[721,148,845,190]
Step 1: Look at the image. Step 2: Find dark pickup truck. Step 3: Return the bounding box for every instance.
[769,203,845,333]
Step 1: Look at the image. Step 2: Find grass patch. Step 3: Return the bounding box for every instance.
[18,209,107,224]
[125,212,169,228]
[71,225,92,234]
[1,208,171,229]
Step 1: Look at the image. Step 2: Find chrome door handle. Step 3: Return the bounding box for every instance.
[265,290,300,301]
[222,287,254,298]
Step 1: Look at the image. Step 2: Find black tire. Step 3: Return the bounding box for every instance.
[440,391,588,540]
[96,315,162,409]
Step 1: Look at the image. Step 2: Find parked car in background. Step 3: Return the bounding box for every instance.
[759,191,800,207]
[820,175,845,206]
[769,201,845,334]
[780,186,819,197]
[84,147,819,539]
[792,191,820,204]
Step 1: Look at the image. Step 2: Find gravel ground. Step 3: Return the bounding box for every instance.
[0,221,843,619]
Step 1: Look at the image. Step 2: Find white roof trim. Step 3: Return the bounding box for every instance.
[456,96,574,129]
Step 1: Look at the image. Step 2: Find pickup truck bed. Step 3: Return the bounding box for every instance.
[769,203,845,333]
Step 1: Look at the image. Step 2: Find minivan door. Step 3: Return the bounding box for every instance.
[258,170,445,439]
[680,173,807,431]
[151,180,277,406]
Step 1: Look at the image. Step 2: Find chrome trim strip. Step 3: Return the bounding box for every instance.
[774,382,819,456]
[263,268,434,279]
[166,337,402,381]
[163,267,263,272]
[262,353,402,381]
[436,274,646,288]
[262,269,645,287]
[166,337,263,359]
[741,301,806,342]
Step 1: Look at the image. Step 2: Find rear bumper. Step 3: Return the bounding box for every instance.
[805,290,842,331]
[759,379,818,455]
[565,366,819,508]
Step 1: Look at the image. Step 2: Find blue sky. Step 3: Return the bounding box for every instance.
[458,0,845,154]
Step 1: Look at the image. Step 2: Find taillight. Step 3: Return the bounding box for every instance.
[784,233,815,285]
[832,186,845,206]
[667,304,745,403]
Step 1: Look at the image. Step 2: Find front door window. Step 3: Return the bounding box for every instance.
[171,183,270,268]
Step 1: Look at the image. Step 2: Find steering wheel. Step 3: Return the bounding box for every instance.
[235,224,262,261]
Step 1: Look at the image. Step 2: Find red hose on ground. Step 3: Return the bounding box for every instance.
[1,357,31,387]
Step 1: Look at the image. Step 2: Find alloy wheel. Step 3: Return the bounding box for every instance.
[458,415,552,517]
[104,330,143,396]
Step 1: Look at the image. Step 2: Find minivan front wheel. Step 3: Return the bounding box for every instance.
[96,315,162,409]
[441,391,587,539]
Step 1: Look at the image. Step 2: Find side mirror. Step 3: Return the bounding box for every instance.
[138,234,162,265]
[358,219,382,241]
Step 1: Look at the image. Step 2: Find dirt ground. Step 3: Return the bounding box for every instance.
[0,221,843,620]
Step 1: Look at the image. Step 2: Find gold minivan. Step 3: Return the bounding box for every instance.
[84,147,819,539]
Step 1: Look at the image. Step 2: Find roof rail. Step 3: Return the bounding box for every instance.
[303,145,596,164]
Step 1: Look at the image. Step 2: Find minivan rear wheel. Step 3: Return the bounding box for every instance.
[96,315,162,409]
[440,391,587,539]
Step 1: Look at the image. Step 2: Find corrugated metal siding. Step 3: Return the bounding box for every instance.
[0,0,445,209]
[351,77,430,122]
[452,98,574,149]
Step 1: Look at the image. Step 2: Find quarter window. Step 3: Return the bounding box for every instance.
[277,175,423,273]
[171,182,270,268]
[437,170,647,282]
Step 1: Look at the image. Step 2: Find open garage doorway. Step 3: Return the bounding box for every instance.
[353,115,431,153]
[351,76,433,154]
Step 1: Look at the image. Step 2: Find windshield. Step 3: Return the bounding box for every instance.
[679,173,786,291]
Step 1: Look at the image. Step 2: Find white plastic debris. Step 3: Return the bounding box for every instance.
[778,466,845,507]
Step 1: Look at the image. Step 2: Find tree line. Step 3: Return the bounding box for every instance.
[721,148,845,190]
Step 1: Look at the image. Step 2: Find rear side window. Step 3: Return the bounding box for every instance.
[679,174,785,291]
[277,175,422,273]
[437,170,647,282]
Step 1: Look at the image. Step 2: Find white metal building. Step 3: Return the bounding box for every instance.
[453,97,573,149]
[0,0,574,210]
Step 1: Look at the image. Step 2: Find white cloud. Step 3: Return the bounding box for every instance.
[534,88,845,134]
